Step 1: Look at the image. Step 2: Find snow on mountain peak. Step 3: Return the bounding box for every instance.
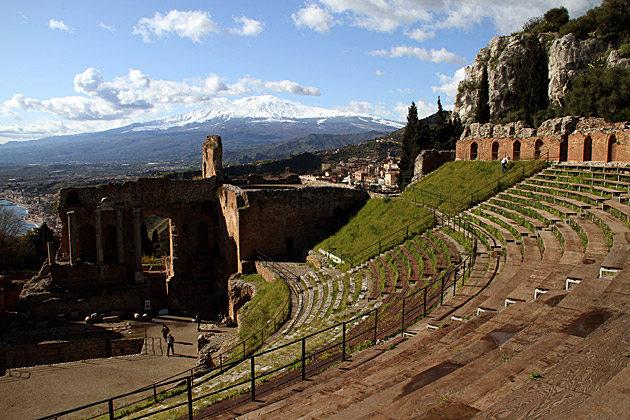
[136,95,401,131]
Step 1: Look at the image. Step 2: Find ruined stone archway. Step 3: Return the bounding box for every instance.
[584,136,593,161]
[491,141,499,160]
[607,135,618,162]
[470,142,478,160]
[534,139,543,159]
[559,135,568,162]
[513,140,521,161]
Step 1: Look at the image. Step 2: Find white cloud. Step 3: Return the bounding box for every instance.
[1,67,321,137]
[229,16,263,36]
[49,19,74,33]
[432,66,466,101]
[18,11,27,19]
[375,70,385,77]
[370,45,466,64]
[133,10,219,43]
[396,87,414,94]
[239,76,320,96]
[99,23,116,33]
[405,28,435,42]
[294,0,600,36]
[292,4,336,33]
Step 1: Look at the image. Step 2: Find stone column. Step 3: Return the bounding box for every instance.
[67,211,77,265]
[47,242,56,265]
[133,208,142,270]
[116,209,125,264]
[95,209,104,265]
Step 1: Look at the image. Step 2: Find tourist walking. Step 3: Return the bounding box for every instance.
[501,156,509,172]
[166,333,175,356]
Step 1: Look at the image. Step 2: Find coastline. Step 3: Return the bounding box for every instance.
[0,198,39,231]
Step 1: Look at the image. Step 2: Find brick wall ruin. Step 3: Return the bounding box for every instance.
[0,337,144,373]
[456,117,630,163]
[411,149,455,183]
[22,135,369,321]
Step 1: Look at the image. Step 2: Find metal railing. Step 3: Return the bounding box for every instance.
[344,210,436,267]
[37,227,485,420]
[406,153,550,215]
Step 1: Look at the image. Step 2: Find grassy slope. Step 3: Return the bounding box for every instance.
[316,197,431,261]
[316,159,542,263]
[402,159,538,213]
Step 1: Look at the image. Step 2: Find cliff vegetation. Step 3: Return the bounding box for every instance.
[455,0,630,127]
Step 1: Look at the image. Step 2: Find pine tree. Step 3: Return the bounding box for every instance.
[475,67,491,124]
[514,35,549,126]
[399,102,420,188]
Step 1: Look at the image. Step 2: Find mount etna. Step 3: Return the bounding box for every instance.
[0,96,403,166]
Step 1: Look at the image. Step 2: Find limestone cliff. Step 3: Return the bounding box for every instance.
[453,32,629,123]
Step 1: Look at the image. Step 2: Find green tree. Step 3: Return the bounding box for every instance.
[475,66,490,124]
[513,35,549,126]
[399,102,421,188]
[542,7,569,32]
[564,66,630,121]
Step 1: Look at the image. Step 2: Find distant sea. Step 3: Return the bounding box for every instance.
[0,199,37,233]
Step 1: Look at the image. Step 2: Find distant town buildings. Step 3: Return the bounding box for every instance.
[303,151,400,192]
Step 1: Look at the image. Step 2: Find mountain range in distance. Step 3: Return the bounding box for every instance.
[0,95,404,167]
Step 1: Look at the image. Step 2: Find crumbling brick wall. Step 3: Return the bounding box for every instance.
[456,117,630,163]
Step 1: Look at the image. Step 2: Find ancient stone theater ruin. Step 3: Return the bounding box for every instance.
[21,135,369,318]
[456,117,630,163]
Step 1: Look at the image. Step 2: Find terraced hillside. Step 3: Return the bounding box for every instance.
[44,159,630,420]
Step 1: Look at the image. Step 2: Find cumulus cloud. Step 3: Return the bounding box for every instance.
[239,76,320,96]
[293,0,600,36]
[405,28,435,42]
[229,16,263,36]
[99,23,116,33]
[1,67,321,133]
[375,70,385,77]
[292,4,336,33]
[49,19,74,33]
[133,10,219,43]
[432,66,467,101]
[133,10,264,42]
[370,45,466,64]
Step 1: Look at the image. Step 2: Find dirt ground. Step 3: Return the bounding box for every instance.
[0,317,238,419]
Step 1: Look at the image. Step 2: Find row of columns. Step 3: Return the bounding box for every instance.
[66,207,142,269]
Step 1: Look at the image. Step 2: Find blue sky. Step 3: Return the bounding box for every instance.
[0,0,600,143]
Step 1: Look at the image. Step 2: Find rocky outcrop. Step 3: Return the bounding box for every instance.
[547,34,606,106]
[454,32,611,122]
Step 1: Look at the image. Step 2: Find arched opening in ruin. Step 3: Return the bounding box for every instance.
[470,142,478,160]
[141,214,176,300]
[78,225,96,263]
[584,136,592,161]
[513,140,521,161]
[534,139,543,159]
[607,135,617,163]
[491,141,499,160]
[141,215,171,268]
[559,135,568,162]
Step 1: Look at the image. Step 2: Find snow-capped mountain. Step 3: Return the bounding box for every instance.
[0,95,404,165]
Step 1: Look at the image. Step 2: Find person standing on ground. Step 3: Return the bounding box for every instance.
[166,333,175,357]
[161,323,170,342]
[501,156,509,172]
[195,312,201,331]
